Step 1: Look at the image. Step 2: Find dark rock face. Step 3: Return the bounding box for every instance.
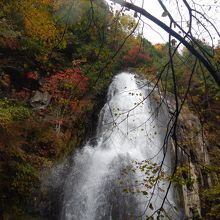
[2,66,40,90]
[167,93,211,220]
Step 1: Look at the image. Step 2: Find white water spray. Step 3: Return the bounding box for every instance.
[60,72,178,220]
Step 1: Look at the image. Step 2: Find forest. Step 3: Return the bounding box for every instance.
[0,0,220,219]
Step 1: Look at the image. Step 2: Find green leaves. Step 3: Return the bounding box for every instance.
[119,159,167,199]
[123,188,130,193]
[168,165,194,187]
[142,191,148,196]
[0,99,30,125]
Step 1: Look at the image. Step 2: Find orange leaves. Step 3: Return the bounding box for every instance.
[70,98,91,113]
[154,43,165,51]
[190,95,200,103]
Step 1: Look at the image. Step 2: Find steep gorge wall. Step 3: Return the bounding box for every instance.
[167,94,212,220]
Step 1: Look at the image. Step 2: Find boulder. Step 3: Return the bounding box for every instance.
[30,91,51,110]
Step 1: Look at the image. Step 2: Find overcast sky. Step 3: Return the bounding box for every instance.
[105,0,220,46]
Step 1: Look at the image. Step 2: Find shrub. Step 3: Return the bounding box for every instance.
[0,99,30,126]
[123,45,152,67]
[42,68,89,110]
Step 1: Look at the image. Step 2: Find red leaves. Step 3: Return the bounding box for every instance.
[0,37,19,50]
[55,119,64,126]
[42,68,89,107]
[123,45,152,67]
[11,88,31,100]
[26,71,38,80]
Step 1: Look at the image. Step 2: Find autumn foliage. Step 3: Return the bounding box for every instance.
[15,0,63,45]
[26,71,38,80]
[42,68,89,110]
[123,45,152,67]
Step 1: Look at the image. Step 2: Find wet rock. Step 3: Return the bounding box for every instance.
[167,93,211,220]
[30,91,51,110]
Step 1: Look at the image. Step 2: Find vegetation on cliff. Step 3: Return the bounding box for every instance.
[0,0,220,219]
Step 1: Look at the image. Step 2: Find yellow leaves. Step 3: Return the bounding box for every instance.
[23,8,56,42]
[52,0,69,11]
[38,0,52,5]
[12,0,66,47]
[120,15,136,31]
[154,43,164,51]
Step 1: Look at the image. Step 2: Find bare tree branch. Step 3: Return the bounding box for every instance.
[110,0,220,87]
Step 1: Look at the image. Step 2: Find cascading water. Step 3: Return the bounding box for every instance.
[60,72,179,220]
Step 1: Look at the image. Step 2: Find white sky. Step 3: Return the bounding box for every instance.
[125,0,169,44]
[105,0,220,46]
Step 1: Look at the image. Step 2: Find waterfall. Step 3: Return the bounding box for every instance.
[60,72,179,220]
